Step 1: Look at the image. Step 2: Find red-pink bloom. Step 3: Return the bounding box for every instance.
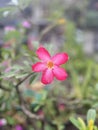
[32,47,69,84]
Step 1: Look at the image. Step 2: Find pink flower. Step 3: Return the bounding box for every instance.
[0,119,7,127]
[4,26,15,32]
[15,125,23,130]
[58,104,65,111]
[32,47,69,84]
[22,21,31,28]
[4,67,11,73]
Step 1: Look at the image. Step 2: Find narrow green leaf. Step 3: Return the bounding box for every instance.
[78,117,86,130]
[15,73,28,79]
[70,117,81,130]
[87,109,96,123]
[6,116,15,125]
[29,74,37,84]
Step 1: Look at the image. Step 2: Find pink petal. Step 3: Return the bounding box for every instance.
[52,53,69,65]
[53,66,68,80]
[32,62,46,72]
[41,69,54,84]
[36,47,51,61]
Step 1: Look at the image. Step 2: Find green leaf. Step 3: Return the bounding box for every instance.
[0,6,17,17]
[29,74,37,84]
[33,105,40,112]
[35,93,43,101]
[0,71,16,79]
[0,7,12,13]
[4,30,21,41]
[15,73,28,79]
[93,103,98,109]
[24,89,35,97]
[87,109,96,123]
[6,116,15,125]
[11,65,23,70]
[70,117,81,130]
[23,61,30,66]
[77,117,86,130]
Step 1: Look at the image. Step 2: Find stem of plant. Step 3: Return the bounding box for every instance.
[15,72,43,120]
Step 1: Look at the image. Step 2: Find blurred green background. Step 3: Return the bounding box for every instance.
[0,0,98,130]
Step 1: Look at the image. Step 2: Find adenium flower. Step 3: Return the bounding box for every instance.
[32,47,69,84]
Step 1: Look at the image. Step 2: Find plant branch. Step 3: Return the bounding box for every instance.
[21,105,42,120]
[15,72,43,120]
[0,86,11,92]
[15,72,34,105]
[38,24,57,42]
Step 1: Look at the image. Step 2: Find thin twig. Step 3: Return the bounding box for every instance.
[21,105,42,120]
[15,73,34,88]
[38,24,57,42]
[0,86,11,92]
[15,72,43,120]
[15,72,34,104]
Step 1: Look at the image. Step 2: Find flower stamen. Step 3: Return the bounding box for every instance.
[47,61,54,68]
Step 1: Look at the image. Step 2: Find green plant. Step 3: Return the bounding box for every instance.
[70,109,98,130]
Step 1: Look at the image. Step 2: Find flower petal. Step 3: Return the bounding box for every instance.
[41,69,54,84]
[53,66,68,80]
[52,53,69,65]
[32,62,46,72]
[36,47,51,61]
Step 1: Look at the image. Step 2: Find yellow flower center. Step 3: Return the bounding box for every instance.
[47,61,54,68]
[88,119,94,130]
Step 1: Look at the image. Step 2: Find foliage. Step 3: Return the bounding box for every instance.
[70,109,98,130]
[0,0,98,130]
